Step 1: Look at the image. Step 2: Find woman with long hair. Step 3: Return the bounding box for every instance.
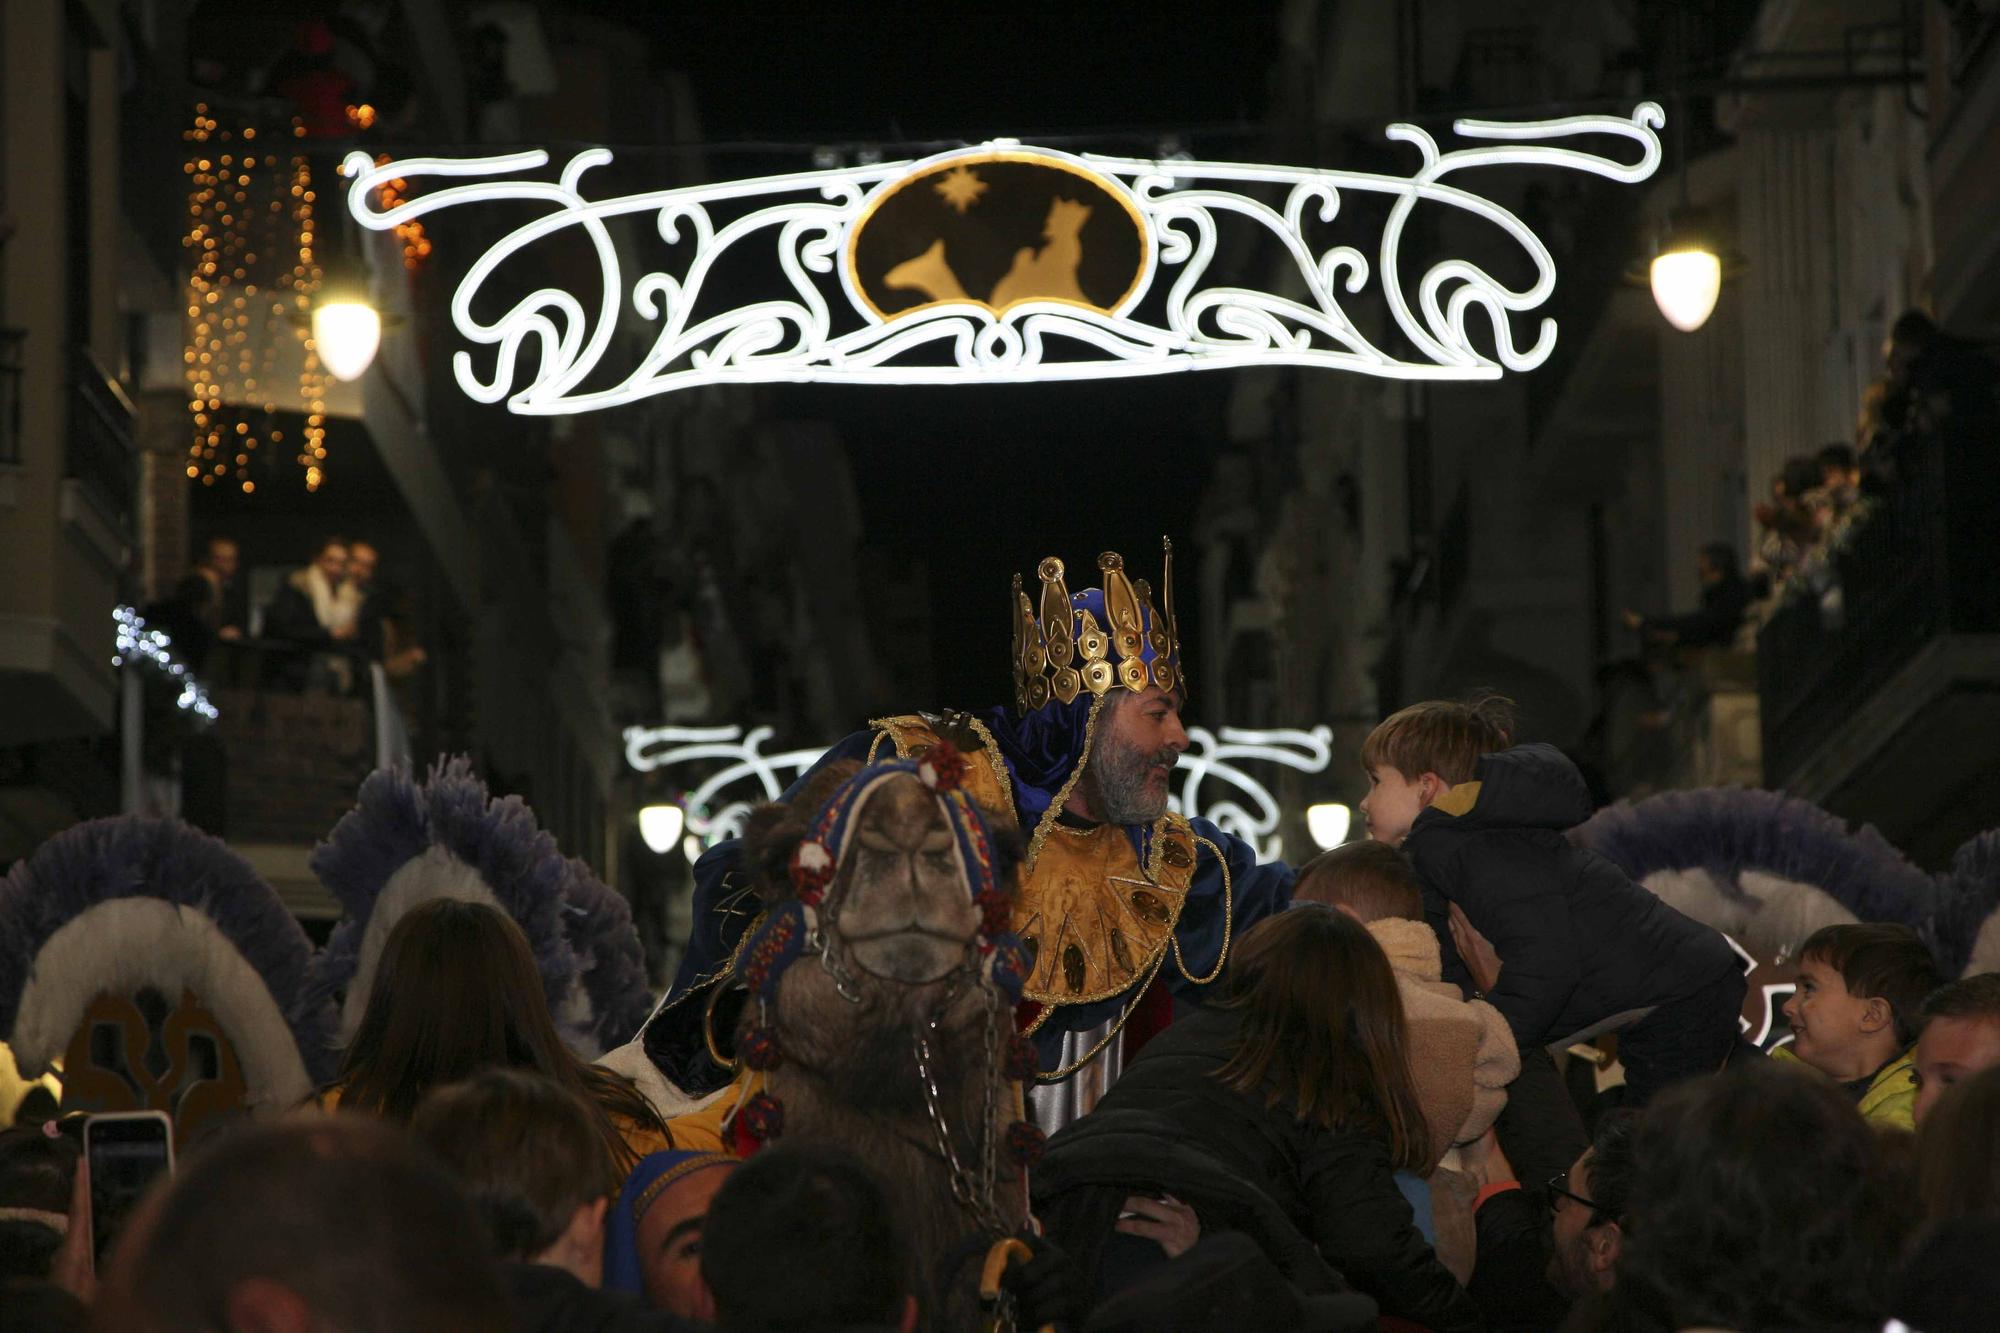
[1033,904,1478,1331]
[321,898,670,1171]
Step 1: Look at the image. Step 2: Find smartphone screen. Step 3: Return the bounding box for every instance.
[86,1112,174,1260]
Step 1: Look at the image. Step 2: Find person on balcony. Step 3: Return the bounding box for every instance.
[1621,542,1750,651]
[145,535,243,673]
[347,539,429,682]
[262,536,362,692]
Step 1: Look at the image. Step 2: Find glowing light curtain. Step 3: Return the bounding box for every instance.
[182,105,330,492]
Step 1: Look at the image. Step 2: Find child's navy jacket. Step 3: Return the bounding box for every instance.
[1404,742,1740,1049]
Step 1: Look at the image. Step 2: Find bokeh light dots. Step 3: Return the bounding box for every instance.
[181,105,329,493]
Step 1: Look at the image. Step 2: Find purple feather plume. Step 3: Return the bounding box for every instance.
[1927,829,2000,976]
[1572,787,1936,926]
[307,756,651,1053]
[0,815,339,1084]
[560,857,655,1050]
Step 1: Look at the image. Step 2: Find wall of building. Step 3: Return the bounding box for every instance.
[0,0,130,857]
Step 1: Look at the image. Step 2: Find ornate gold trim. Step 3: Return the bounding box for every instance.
[1023,691,1105,874]
[1169,835,1234,986]
[864,713,1016,824]
[1016,812,1196,1007]
[1034,943,1171,1083]
[957,714,1020,827]
[702,976,748,1072]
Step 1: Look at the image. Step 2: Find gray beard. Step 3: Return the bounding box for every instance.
[1082,735,1175,826]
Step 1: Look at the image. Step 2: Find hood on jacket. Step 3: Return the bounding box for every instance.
[1416,743,1591,836]
[1366,917,1443,984]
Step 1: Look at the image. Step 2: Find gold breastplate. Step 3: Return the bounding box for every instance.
[868,714,1199,1007]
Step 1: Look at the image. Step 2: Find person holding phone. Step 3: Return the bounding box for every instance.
[82,1112,175,1266]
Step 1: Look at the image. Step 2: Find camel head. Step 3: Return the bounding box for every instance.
[734,747,1028,1015]
[833,772,985,984]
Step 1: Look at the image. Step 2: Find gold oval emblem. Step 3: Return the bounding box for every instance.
[1063,943,1087,994]
[1130,890,1169,924]
[1082,660,1115,694]
[1159,838,1193,869]
[848,151,1148,322]
[1108,928,1135,977]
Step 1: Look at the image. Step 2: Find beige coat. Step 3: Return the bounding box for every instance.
[1368,917,1520,1162]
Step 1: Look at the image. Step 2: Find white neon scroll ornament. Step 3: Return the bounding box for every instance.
[343,105,1662,410]
[623,723,1336,862]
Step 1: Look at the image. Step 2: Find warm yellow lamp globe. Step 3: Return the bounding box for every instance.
[637,803,686,855]
[1650,248,1722,333]
[1306,802,1353,850]
[311,300,384,381]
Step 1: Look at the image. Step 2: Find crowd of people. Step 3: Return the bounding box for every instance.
[145,533,426,691]
[4,687,1996,1329]
[1625,308,1995,655]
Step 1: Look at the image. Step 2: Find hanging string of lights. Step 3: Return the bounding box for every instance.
[112,605,219,722]
[181,104,330,493]
[291,143,330,489]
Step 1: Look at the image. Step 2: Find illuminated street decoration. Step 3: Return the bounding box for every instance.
[345,105,1662,411]
[623,725,838,849]
[623,722,1336,861]
[113,606,219,721]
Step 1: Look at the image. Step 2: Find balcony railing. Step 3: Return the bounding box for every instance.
[68,346,136,530]
[0,328,23,466]
[123,635,414,841]
[1757,416,2000,783]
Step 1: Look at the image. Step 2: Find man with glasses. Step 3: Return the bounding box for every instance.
[1453,1108,1640,1329]
[1546,1111,1639,1301]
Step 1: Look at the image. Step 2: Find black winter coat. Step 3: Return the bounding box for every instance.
[1039,1005,1481,1333]
[1404,743,1740,1050]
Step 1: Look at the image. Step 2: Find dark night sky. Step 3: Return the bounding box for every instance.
[636,2,1288,710]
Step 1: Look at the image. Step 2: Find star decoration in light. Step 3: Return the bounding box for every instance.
[932,165,989,214]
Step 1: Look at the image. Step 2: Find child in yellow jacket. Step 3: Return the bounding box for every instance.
[1776,922,1942,1130]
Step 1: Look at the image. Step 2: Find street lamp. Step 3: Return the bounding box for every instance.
[1649,221,1724,333]
[311,289,384,380]
[1306,802,1352,850]
[637,803,685,855]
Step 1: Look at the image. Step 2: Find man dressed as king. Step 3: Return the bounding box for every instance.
[637,539,1296,1117]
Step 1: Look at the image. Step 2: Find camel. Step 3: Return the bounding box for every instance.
[729,749,1038,1330]
[884,238,971,305]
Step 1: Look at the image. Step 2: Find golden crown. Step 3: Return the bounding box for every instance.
[1010,539,1183,713]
